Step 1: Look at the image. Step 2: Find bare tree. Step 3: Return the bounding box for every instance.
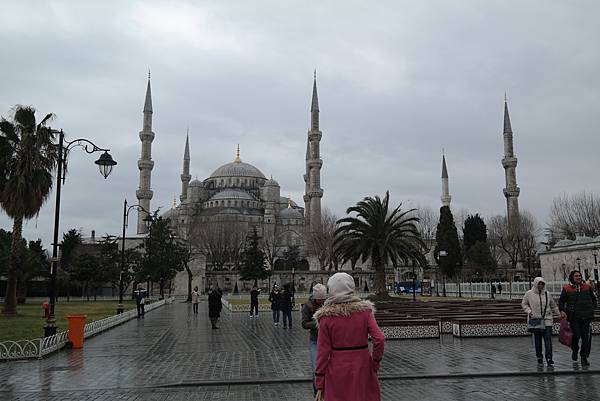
[415,205,438,254]
[549,191,600,239]
[453,207,470,239]
[487,211,540,270]
[307,208,340,270]
[189,220,246,270]
[262,230,280,273]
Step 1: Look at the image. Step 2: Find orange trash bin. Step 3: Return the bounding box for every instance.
[66,314,87,349]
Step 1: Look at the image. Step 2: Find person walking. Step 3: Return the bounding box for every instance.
[521,277,560,365]
[250,285,261,318]
[191,286,200,315]
[269,285,282,326]
[497,282,503,295]
[314,272,385,401]
[281,283,295,329]
[134,285,147,318]
[491,283,496,299]
[559,270,598,366]
[208,285,223,329]
[302,283,328,395]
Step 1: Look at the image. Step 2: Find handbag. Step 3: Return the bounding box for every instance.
[527,292,548,333]
[559,319,573,347]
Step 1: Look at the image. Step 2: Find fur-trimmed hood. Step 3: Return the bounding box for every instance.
[313,300,375,322]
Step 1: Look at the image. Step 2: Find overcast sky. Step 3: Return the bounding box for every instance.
[1,0,599,246]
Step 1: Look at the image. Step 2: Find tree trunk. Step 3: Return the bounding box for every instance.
[159,279,164,299]
[186,264,193,303]
[2,216,23,316]
[16,279,27,304]
[374,266,387,295]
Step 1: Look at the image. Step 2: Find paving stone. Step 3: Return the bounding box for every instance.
[1,301,600,400]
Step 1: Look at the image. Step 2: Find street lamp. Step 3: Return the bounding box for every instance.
[45,129,117,337]
[411,260,417,302]
[117,199,149,314]
[438,250,447,297]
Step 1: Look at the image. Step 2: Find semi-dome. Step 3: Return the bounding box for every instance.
[189,179,202,187]
[278,207,303,219]
[265,177,279,187]
[210,189,256,201]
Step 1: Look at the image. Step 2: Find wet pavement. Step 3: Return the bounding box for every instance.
[1,301,599,400]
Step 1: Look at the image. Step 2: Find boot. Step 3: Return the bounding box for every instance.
[581,356,590,366]
[572,351,578,361]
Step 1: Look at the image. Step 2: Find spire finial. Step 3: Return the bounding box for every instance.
[288,196,292,208]
[504,91,507,103]
[441,152,448,179]
[503,96,512,133]
[314,69,317,80]
[172,196,177,209]
[311,72,319,113]
[234,144,241,163]
[143,72,153,113]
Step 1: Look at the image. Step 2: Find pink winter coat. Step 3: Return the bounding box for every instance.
[313,300,385,401]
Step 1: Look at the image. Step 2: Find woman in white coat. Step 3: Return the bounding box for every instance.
[521,277,560,365]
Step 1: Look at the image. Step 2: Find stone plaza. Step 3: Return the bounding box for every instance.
[1,301,599,400]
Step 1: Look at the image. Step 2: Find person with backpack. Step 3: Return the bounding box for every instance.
[521,277,560,365]
[208,284,223,329]
[191,286,200,315]
[269,285,282,326]
[280,283,295,329]
[249,285,261,318]
[559,270,598,366]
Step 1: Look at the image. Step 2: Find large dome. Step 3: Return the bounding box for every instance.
[209,161,266,180]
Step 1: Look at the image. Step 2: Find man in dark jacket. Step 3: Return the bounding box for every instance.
[559,270,598,366]
[208,285,223,329]
[269,285,282,326]
[280,283,295,329]
[249,285,260,318]
[302,283,327,395]
[134,285,147,318]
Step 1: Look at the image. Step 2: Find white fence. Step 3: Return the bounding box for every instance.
[0,298,173,361]
[440,281,565,299]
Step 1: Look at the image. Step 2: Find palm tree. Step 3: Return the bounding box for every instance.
[334,191,426,296]
[0,106,57,315]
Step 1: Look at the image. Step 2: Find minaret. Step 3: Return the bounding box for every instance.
[441,153,451,207]
[136,73,155,234]
[304,72,323,231]
[180,131,191,202]
[303,138,311,227]
[501,97,520,228]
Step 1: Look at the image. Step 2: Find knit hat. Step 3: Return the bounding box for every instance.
[327,272,355,296]
[312,283,328,300]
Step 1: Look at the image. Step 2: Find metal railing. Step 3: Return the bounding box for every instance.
[0,298,172,361]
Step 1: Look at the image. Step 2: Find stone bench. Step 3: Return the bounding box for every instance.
[378,319,440,339]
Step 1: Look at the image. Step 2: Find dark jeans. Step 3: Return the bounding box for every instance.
[272,310,280,323]
[570,318,592,357]
[250,302,259,316]
[282,310,292,327]
[136,303,145,318]
[193,303,198,314]
[533,326,553,360]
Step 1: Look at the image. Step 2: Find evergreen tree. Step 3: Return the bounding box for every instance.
[239,227,268,285]
[467,241,497,278]
[463,214,487,254]
[434,206,462,279]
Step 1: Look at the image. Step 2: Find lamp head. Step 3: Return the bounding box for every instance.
[95,151,117,179]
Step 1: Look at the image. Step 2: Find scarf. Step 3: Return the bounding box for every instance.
[324,294,362,306]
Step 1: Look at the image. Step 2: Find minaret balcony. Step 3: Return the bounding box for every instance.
[138,159,154,170]
[503,187,520,198]
[139,131,155,142]
[136,189,154,199]
[308,131,322,141]
[180,173,191,181]
[501,157,518,169]
[308,189,324,198]
[307,159,323,168]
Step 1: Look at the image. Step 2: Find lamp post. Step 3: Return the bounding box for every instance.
[118,199,149,314]
[435,264,440,297]
[411,260,417,302]
[438,250,447,297]
[577,257,581,271]
[44,129,117,337]
[291,266,296,294]
[527,256,532,288]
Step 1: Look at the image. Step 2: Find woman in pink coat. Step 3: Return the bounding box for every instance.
[313,272,385,401]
